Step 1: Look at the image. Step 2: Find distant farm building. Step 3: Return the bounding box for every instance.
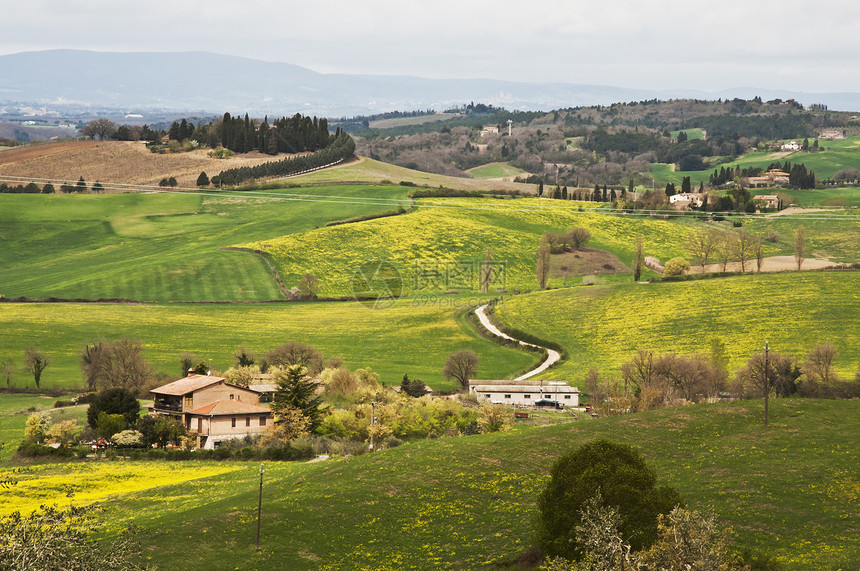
[753,194,780,209]
[468,379,579,407]
[746,169,790,188]
[668,193,703,208]
[781,141,801,151]
[819,129,845,140]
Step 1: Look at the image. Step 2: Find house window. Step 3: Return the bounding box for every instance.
[504,394,511,399]
[485,394,491,398]
[259,416,266,427]
[564,395,571,400]
[524,394,531,399]
[197,418,202,432]
[230,394,234,400]
[184,396,193,408]
[246,416,251,427]
[231,417,236,428]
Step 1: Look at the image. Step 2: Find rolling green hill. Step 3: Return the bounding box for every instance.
[0,186,409,302]
[5,399,855,569]
[0,299,535,390]
[494,271,859,381]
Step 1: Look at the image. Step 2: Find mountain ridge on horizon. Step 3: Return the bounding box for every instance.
[2,49,860,116]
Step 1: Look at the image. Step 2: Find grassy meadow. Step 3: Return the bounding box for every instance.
[0,298,535,390]
[652,135,860,195]
[494,271,860,381]
[2,399,854,569]
[241,197,701,297]
[467,162,526,179]
[0,186,410,302]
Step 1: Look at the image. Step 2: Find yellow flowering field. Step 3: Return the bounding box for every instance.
[0,461,242,517]
[239,197,697,297]
[494,271,859,380]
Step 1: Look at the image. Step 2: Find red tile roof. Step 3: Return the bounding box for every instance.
[186,400,272,416]
[150,374,226,396]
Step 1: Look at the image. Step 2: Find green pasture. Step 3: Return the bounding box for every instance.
[467,162,525,179]
[0,186,409,302]
[495,271,859,382]
[0,298,535,391]
[241,197,704,298]
[740,211,859,262]
[652,135,860,191]
[670,128,706,140]
[3,399,851,569]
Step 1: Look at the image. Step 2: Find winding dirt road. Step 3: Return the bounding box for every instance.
[475,304,561,380]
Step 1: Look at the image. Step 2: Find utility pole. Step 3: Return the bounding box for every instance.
[764,341,769,427]
[369,401,377,452]
[256,463,264,550]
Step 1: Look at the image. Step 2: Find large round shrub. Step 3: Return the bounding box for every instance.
[536,439,683,560]
[86,387,140,429]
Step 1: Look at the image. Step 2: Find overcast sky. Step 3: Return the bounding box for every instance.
[4,0,860,92]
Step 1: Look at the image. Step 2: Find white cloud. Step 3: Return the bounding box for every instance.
[3,0,860,91]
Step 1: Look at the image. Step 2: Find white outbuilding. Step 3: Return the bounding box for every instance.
[468,379,579,407]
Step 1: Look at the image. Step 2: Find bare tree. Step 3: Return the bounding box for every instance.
[686,228,717,273]
[802,343,838,385]
[82,338,153,394]
[81,118,117,140]
[443,349,479,391]
[298,273,320,299]
[732,229,754,273]
[794,225,806,270]
[753,235,765,272]
[264,341,324,375]
[1,359,14,389]
[23,347,50,389]
[567,227,592,250]
[715,233,734,272]
[536,234,551,289]
[481,248,492,294]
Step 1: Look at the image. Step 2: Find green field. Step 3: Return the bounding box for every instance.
[241,197,703,297]
[467,162,526,179]
[0,186,409,302]
[494,271,859,381]
[670,128,706,140]
[0,299,535,390]
[3,399,855,569]
[652,135,860,195]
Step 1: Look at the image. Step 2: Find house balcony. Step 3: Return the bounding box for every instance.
[152,400,183,413]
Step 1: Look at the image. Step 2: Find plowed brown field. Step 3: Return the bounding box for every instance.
[0,140,284,188]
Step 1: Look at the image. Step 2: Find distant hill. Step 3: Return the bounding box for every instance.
[2,50,860,117]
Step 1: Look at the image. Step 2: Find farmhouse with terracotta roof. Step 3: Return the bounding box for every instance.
[149,374,272,449]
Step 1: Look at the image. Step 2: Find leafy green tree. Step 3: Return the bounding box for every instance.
[24,413,49,443]
[96,412,126,439]
[443,350,479,391]
[76,177,87,193]
[663,257,690,277]
[633,234,644,281]
[400,374,427,398]
[271,364,327,431]
[536,439,683,560]
[92,181,104,194]
[23,347,49,388]
[136,415,184,447]
[86,387,140,429]
[233,346,256,367]
[537,233,551,289]
[196,171,210,187]
[42,182,55,194]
